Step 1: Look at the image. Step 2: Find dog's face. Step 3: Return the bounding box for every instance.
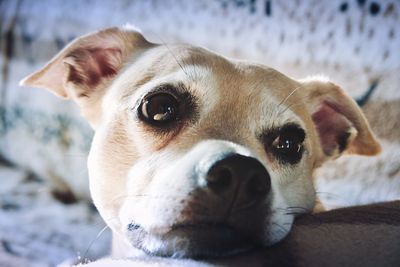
[21,27,381,258]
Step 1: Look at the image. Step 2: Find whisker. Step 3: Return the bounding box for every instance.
[80,224,109,264]
[271,222,288,234]
[284,212,306,216]
[190,50,199,81]
[275,206,313,216]
[269,85,309,128]
[276,84,305,108]
[152,32,192,80]
[286,206,309,211]
[181,47,197,82]
[276,96,311,117]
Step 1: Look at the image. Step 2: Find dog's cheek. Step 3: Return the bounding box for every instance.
[265,171,295,245]
[117,153,188,231]
[88,121,140,231]
[264,169,314,244]
[270,162,316,213]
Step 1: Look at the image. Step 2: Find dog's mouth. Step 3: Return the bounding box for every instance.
[126,222,260,258]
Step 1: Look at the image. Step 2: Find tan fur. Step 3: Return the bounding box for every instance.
[20,27,381,259]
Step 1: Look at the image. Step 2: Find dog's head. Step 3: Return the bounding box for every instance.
[21,27,381,258]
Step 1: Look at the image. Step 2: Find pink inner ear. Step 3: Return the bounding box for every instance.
[65,47,122,89]
[311,102,353,156]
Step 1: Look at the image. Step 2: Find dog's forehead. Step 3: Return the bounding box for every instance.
[162,45,304,117]
[109,44,307,129]
[148,44,300,96]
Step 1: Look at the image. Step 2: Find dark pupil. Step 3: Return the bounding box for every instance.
[142,94,177,123]
[277,136,301,152]
[273,126,305,164]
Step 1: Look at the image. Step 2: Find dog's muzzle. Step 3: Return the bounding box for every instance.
[126,152,273,258]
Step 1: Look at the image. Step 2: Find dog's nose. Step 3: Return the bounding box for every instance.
[206,154,271,204]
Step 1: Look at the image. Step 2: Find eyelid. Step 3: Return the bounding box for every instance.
[260,123,306,144]
[132,83,182,113]
[145,84,182,99]
[280,124,306,142]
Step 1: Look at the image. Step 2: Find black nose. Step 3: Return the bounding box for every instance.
[206,154,271,205]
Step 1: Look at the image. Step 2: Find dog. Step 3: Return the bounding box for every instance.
[20,26,381,259]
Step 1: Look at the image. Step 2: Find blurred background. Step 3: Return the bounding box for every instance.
[0,0,399,266]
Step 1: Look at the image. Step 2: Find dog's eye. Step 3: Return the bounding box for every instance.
[139,93,179,125]
[264,124,305,165]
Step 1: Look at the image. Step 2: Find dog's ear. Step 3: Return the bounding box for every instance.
[19,27,153,126]
[300,78,381,162]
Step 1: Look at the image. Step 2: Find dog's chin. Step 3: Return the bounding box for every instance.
[126,223,259,259]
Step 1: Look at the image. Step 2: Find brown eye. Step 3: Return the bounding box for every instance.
[139,93,179,126]
[262,124,306,165]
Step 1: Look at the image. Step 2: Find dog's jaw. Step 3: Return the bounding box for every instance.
[126,223,255,258]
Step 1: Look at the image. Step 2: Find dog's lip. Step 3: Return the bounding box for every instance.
[170,221,236,231]
[128,221,243,234]
[126,222,259,258]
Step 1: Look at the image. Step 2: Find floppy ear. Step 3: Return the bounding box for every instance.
[19,27,153,126]
[301,78,381,162]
